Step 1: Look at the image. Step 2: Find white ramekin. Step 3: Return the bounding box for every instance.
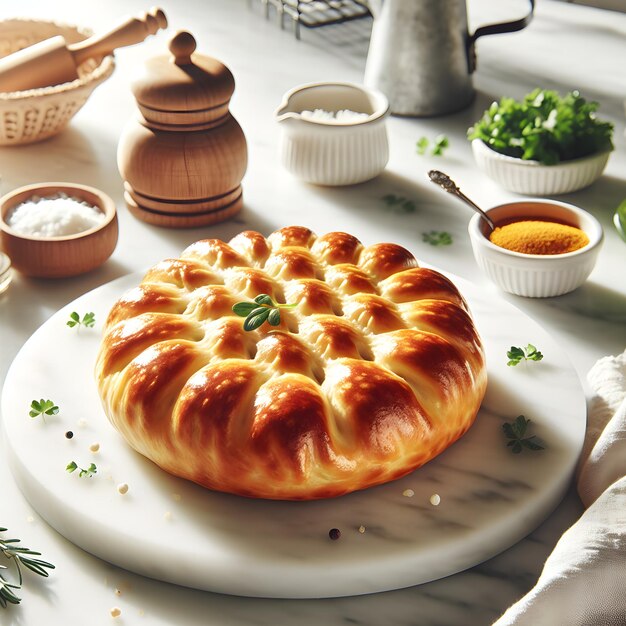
[468,199,603,298]
[471,139,610,195]
[275,82,389,186]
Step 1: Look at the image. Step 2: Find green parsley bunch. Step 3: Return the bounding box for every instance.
[468,89,613,165]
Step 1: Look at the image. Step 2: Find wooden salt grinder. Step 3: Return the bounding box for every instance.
[117,31,248,228]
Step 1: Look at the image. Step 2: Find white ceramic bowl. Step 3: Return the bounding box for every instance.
[275,82,389,186]
[471,139,610,195]
[469,199,603,298]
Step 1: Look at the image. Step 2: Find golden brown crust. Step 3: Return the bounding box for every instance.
[96,227,487,500]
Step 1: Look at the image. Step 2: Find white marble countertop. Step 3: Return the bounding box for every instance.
[1,0,625,624]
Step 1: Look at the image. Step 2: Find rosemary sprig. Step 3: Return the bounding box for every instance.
[232,294,296,332]
[507,344,543,366]
[502,415,545,454]
[0,527,55,608]
[66,311,95,329]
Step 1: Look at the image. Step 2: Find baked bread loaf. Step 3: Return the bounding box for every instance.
[96,226,487,500]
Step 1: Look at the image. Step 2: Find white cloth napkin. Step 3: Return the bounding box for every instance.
[493,350,626,626]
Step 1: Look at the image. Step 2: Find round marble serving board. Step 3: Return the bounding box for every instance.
[2,271,585,599]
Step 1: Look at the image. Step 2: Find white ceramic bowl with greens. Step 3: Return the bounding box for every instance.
[469,89,613,195]
[472,139,610,195]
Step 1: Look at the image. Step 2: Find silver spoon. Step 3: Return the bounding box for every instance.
[428,170,496,232]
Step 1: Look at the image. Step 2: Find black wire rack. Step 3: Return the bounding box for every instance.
[253,0,372,39]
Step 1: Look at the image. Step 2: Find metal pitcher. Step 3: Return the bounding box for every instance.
[364,0,535,117]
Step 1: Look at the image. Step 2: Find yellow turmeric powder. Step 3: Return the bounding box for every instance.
[489,219,589,255]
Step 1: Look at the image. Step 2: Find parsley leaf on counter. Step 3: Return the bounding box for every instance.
[422,231,452,246]
[381,194,417,214]
[28,399,59,421]
[431,135,449,156]
[502,415,545,454]
[66,461,97,478]
[416,137,429,155]
[507,344,544,367]
[416,135,449,157]
[67,311,95,329]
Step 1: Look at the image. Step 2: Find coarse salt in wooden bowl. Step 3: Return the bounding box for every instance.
[0,182,118,278]
[0,19,115,145]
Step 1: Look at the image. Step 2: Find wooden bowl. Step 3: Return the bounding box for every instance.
[0,19,115,145]
[0,182,118,278]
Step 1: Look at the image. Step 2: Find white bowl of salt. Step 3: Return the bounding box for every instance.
[275,82,390,186]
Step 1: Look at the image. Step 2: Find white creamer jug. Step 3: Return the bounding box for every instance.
[275,82,390,186]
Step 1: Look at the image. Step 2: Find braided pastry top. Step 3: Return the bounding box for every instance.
[96,226,487,500]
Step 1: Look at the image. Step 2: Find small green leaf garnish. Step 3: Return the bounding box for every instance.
[502,415,545,454]
[381,194,417,214]
[422,231,453,246]
[507,344,544,366]
[267,308,281,326]
[66,461,97,478]
[416,135,450,156]
[416,137,429,155]
[232,302,258,317]
[0,526,55,608]
[28,399,59,421]
[254,294,274,306]
[66,311,95,329]
[614,199,626,243]
[243,307,270,331]
[233,295,296,332]
[432,135,449,156]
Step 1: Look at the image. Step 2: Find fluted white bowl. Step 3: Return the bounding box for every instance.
[471,139,610,195]
[275,82,389,186]
[469,199,603,298]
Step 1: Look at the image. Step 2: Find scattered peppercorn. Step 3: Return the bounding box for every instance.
[329,528,341,540]
[65,431,74,439]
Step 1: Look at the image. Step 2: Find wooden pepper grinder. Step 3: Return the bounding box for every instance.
[117,30,247,228]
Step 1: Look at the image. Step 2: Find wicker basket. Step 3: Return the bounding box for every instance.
[0,19,115,145]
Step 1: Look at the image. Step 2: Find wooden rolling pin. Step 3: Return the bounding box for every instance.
[0,7,168,92]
